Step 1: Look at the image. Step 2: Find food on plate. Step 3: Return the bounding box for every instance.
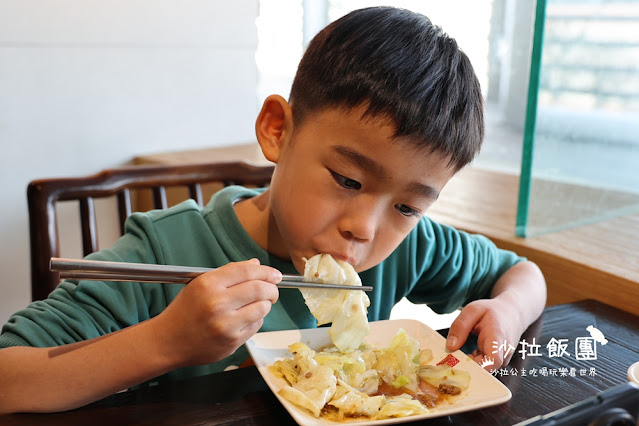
[274,254,471,420]
[300,254,370,352]
[269,329,471,421]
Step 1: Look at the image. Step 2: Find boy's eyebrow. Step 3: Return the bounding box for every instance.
[333,145,386,177]
[331,145,440,200]
[407,181,440,201]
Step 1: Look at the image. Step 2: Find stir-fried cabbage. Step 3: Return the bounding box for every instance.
[377,394,429,419]
[270,328,472,421]
[328,379,385,419]
[313,348,379,394]
[374,328,421,391]
[271,260,472,421]
[300,254,370,352]
[418,365,471,391]
[278,387,323,417]
[272,342,337,417]
[286,364,337,414]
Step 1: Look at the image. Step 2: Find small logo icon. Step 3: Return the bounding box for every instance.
[479,356,495,369]
[586,325,608,345]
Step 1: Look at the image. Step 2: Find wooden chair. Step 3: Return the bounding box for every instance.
[27,161,274,301]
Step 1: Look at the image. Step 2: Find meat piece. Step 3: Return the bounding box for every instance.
[438,384,462,395]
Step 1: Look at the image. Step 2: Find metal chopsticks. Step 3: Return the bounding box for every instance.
[50,258,373,291]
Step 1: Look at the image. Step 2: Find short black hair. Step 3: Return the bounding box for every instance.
[289,7,484,170]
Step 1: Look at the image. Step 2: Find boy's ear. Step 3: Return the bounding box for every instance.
[255,95,293,163]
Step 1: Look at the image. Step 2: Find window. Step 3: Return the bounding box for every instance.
[256,0,639,236]
[519,0,639,236]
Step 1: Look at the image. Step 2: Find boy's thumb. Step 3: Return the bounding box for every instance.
[446,335,458,350]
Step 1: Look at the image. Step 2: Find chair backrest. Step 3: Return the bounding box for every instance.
[27,161,275,301]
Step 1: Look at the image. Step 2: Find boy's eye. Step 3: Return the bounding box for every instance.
[396,204,419,217]
[330,170,361,190]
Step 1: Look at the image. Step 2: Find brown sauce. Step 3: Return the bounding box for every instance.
[373,379,459,409]
[321,405,372,423]
[319,378,461,422]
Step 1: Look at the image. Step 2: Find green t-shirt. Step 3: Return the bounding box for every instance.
[0,186,522,384]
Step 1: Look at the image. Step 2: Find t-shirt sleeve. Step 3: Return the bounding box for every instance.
[0,212,169,349]
[401,216,525,314]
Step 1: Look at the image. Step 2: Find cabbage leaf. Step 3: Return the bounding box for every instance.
[300,254,370,352]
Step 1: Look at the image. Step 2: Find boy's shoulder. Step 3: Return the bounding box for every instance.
[142,198,201,221]
[137,185,267,223]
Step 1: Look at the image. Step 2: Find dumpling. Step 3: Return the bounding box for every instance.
[300,254,370,352]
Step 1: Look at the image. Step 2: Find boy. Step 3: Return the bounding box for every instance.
[0,7,545,413]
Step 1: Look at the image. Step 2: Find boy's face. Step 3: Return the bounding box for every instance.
[257,101,456,274]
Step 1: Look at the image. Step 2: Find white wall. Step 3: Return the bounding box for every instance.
[0,0,260,323]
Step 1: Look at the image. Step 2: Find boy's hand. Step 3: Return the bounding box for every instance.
[444,261,546,370]
[154,259,281,368]
[0,259,281,415]
[445,298,523,370]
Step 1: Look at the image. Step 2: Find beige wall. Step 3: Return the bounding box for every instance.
[0,0,259,323]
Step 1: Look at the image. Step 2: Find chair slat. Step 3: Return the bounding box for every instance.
[27,161,275,301]
[188,183,204,206]
[79,197,98,255]
[117,189,132,235]
[153,186,168,209]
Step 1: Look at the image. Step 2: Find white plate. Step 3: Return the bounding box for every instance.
[246,319,512,425]
[628,361,639,385]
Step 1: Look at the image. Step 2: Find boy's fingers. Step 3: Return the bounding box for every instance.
[476,331,510,368]
[233,301,273,342]
[239,318,265,340]
[446,305,483,351]
[238,300,273,328]
[203,259,283,288]
[226,280,279,309]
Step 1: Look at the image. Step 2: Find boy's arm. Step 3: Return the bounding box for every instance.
[0,318,179,413]
[0,259,280,414]
[445,260,546,368]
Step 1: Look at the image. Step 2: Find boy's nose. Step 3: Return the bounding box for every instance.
[338,197,382,242]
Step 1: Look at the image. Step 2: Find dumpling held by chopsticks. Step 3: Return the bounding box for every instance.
[300,254,370,352]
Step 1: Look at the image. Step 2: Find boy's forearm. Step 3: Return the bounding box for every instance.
[490,260,547,333]
[0,317,176,414]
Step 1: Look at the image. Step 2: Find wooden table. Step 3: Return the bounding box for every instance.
[426,167,639,317]
[3,300,638,425]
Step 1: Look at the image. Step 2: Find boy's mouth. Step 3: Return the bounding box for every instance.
[318,251,354,265]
